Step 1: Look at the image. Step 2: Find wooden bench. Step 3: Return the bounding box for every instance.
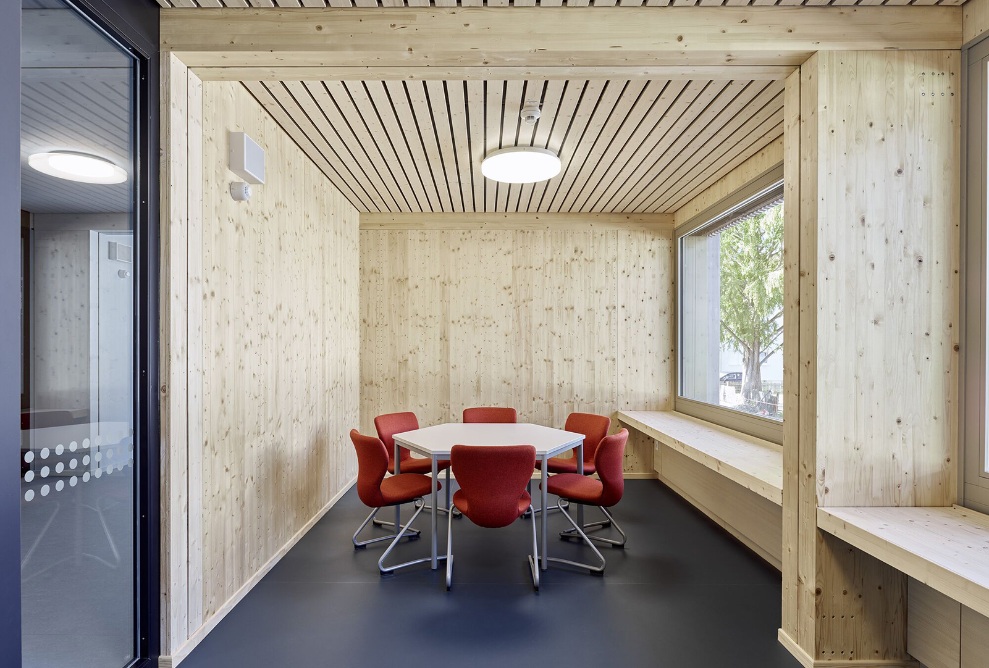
[817,506,989,667]
[617,410,783,569]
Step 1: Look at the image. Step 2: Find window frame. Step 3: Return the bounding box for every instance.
[674,165,785,445]
[962,36,989,513]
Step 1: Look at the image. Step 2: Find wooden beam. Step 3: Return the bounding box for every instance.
[161,7,962,73]
[190,64,796,82]
[359,212,673,231]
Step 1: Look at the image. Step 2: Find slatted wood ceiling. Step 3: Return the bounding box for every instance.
[244,78,784,213]
[159,1,966,7]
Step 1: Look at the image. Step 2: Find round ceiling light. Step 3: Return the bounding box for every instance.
[28,151,127,184]
[481,147,561,184]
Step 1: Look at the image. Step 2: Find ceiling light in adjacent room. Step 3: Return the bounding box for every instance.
[481,147,561,184]
[28,151,127,184]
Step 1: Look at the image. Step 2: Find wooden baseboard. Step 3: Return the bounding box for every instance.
[159,476,357,668]
[777,629,921,668]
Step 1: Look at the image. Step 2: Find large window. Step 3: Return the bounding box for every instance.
[963,38,989,513]
[676,172,784,442]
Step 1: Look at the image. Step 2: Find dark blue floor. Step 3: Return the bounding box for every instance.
[181,480,801,668]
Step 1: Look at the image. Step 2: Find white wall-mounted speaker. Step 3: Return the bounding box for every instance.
[229,131,265,185]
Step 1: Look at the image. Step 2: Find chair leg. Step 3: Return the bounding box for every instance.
[354,507,420,549]
[373,504,449,529]
[559,504,624,547]
[546,500,606,574]
[446,499,455,590]
[379,499,444,575]
[527,503,540,591]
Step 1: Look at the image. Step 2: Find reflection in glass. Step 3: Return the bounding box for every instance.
[20,1,136,666]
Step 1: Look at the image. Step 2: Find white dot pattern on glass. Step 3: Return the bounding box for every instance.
[83,455,90,466]
[95,435,103,446]
[70,476,78,487]
[94,469,102,479]
[55,480,64,492]
[69,441,78,452]
[24,451,34,463]
[95,452,102,462]
[82,472,90,483]
[82,438,90,448]
[40,466,50,478]
[69,458,77,469]
[55,463,64,474]
[24,490,34,502]
[40,485,49,497]
[40,448,49,459]
[24,471,34,483]
[55,444,64,456]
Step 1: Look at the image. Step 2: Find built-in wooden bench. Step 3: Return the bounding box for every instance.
[617,410,783,569]
[818,506,989,668]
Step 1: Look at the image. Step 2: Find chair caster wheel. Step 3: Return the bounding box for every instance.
[354,545,366,550]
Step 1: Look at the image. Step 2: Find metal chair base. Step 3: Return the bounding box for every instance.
[353,507,421,549]
[547,500,606,573]
[377,498,441,575]
[559,504,624,547]
[446,501,539,591]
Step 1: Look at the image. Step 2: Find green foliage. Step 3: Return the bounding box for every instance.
[718,203,784,366]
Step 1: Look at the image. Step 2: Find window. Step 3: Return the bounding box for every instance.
[963,38,989,513]
[676,170,784,443]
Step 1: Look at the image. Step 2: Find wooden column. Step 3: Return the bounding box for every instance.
[780,51,961,666]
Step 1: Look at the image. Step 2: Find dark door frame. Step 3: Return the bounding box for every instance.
[4,1,160,665]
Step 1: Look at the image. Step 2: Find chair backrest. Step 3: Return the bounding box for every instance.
[350,429,389,508]
[374,411,419,465]
[564,412,611,464]
[594,429,629,508]
[451,444,535,528]
[462,406,517,424]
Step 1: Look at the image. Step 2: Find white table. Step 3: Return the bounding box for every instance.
[393,422,584,571]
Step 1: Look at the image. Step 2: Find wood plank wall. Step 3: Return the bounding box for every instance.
[160,58,360,665]
[780,50,961,666]
[358,214,673,476]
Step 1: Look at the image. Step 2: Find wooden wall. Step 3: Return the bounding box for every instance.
[965,0,989,45]
[359,214,673,476]
[160,56,359,666]
[781,50,960,665]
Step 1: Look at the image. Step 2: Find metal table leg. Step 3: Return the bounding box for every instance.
[577,441,584,529]
[394,443,401,544]
[541,456,548,570]
[430,457,438,569]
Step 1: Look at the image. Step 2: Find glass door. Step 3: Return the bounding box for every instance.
[19,1,138,665]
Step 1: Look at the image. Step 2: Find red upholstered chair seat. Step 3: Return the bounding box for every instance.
[379,473,439,506]
[453,489,531,528]
[391,456,451,475]
[545,473,603,505]
[545,457,596,476]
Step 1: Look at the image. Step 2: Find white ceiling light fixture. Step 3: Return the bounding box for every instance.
[481,100,560,184]
[28,151,127,184]
[481,147,561,184]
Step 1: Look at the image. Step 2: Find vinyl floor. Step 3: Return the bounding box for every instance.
[181,480,802,668]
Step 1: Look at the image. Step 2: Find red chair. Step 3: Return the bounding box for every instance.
[446,444,539,591]
[462,406,517,423]
[544,428,628,573]
[350,429,440,575]
[374,412,454,526]
[536,412,611,527]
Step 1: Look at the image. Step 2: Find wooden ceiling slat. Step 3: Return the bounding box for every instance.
[299,80,404,211]
[528,80,587,211]
[164,0,966,5]
[663,120,784,212]
[325,0,353,6]
[586,79,716,211]
[406,80,457,212]
[465,80,487,212]
[362,81,431,212]
[620,79,769,211]
[343,80,423,212]
[640,82,784,210]
[425,80,467,212]
[276,80,388,210]
[380,80,444,213]
[444,81,475,212]
[569,79,687,211]
[483,81,505,211]
[557,79,648,212]
[243,82,372,212]
[516,80,559,211]
[548,79,633,212]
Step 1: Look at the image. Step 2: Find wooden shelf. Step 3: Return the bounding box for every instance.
[616,410,782,506]
[818,506,989,620]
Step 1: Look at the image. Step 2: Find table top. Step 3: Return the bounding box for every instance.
[393,422,584,458]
